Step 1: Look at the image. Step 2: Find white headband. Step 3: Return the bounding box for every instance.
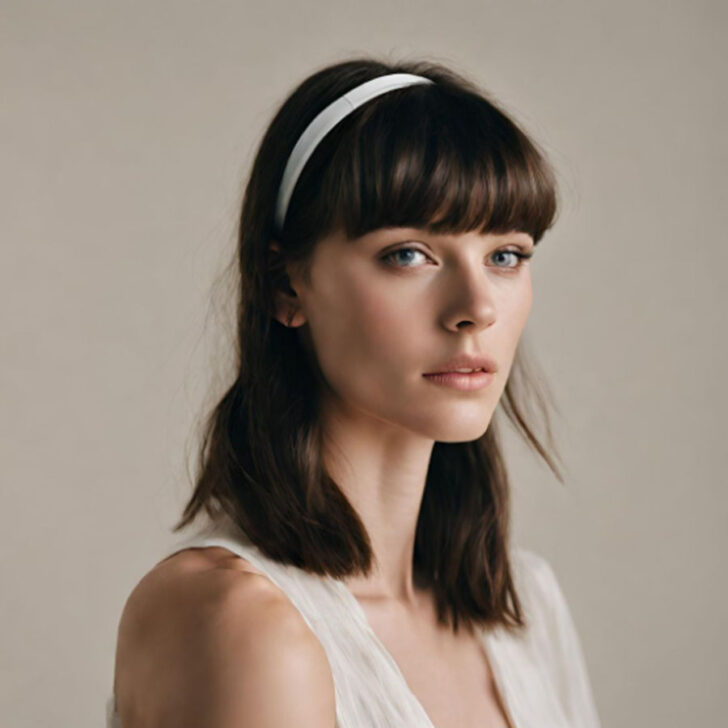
[274,72,435,233]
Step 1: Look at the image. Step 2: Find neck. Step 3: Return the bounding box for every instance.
[319,401,436,609]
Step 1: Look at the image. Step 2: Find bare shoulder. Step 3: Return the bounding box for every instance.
[113,546,336,728]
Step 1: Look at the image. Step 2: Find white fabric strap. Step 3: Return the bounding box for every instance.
[274,72,434,233]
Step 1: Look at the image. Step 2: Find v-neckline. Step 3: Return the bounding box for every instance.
[331,577,519,728]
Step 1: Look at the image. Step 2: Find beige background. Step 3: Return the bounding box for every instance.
[2,1,725,726]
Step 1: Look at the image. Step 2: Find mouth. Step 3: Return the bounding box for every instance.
[422,369,495,391]
[423,353,499,375]
[424,367,489,374]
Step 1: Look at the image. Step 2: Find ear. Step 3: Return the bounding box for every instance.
[269,241,307,328]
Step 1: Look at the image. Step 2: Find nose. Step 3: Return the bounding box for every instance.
[441,269,497,333]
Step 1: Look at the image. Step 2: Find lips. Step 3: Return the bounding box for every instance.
[422,369,494,391]
[424,352,498,375]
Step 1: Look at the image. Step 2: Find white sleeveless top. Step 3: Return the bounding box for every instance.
[106,514,602,728]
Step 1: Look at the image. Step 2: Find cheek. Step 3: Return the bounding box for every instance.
[500,274,532,338]
[304,273,423,402]
[353,289,413,348]
[328,278,417,366]
[492,278,532,383]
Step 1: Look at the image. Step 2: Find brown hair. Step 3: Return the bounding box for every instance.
[173,55,563,636]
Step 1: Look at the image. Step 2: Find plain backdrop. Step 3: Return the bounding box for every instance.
[1,1,726,726]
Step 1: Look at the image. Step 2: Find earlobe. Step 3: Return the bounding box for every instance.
[271,282,306,327]
[268,240,307,328]
[272,293,306,328]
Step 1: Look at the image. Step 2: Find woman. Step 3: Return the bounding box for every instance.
[107,56,602,728]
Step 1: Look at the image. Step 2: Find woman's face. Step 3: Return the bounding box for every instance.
[274,226,534,443]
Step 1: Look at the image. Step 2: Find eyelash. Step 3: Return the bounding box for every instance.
[379,245,534,272]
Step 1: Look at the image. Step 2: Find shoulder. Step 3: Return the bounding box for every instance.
[510,548,587,677]
[510,547,603,727]
[113,547,336,727]
[509,547,573,646]
[511,545,553,577]
[511,546,563,606]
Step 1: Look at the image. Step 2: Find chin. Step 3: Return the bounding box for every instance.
[417,414,493,443]
[432,427,491,444]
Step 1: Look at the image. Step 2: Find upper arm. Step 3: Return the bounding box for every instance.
[114,558,337,728]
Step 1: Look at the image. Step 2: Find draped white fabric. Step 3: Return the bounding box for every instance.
[106,515,601,728]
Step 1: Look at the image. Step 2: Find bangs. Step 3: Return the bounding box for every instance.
[286,82,558,245]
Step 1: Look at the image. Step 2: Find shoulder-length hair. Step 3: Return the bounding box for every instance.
[173,55,563,636]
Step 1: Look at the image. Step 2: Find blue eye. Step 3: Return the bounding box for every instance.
[380,247,430,267]
[380,245,533,271]
[490,250,532,269]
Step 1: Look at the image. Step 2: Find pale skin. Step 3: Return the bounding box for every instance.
[270,225,534,727]
[274,226,534,605]
[114,226,533,728]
